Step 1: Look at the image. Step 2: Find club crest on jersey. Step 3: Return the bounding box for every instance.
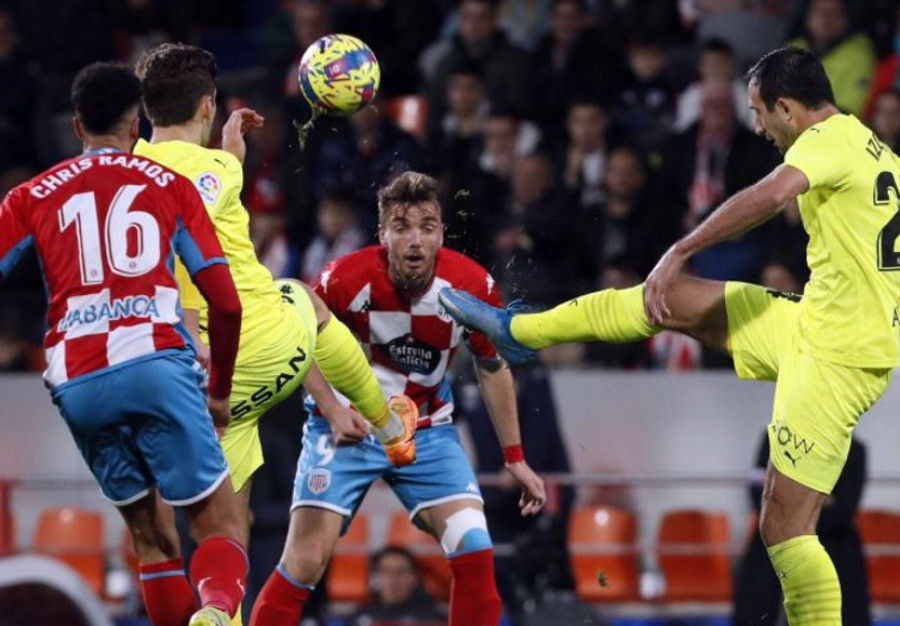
[308,469,331,494]
[384,334,441,375]
[195,172,221,205]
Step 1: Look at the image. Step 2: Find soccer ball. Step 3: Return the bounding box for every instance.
[298,34,380,116]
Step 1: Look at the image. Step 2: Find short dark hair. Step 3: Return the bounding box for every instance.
[745,46,834,111]
[135,43,217,126]
[448,59,486,83]
[371,546,420,573]
[71,62,141,135]
[377,171,441,224]
[702,37,734,57]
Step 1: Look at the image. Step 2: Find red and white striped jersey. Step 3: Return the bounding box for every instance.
[313,245,501,427]
[0,151,226,388]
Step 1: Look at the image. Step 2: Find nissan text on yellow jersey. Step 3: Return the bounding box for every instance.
[784,114,900,368]
[134,139,283,359]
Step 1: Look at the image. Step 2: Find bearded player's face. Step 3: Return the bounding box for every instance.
[380,201,443,296]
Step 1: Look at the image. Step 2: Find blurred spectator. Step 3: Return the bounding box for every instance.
[558,98,610,209]
[692,0,799,70]
[306,106,423,232]
[348,547,445,626]
[281,0,332,99]
[764,200,809,293]
[0,8,36,174]
[300,189,366,283]
[870,87,900,151]
[864,3,900,120]
[790,0,875,116]
[444,108,540,263]
[734,433,870,626]
[421,0,532,140]
[613,36,675,153]
[576,145,677,282]
[491,152,579,306]
[427,61,489,174]
[245,99,297,278]
[675,38,752,131]
[531,0,625,143]
[331,0,444,96]
[658,80,779,282]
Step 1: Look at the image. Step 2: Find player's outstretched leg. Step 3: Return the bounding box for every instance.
[440,275,731,361]
[440,284,657,363]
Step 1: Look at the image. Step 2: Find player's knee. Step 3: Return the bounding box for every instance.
[759,500,805,547]
[440,508,492,558]
[281,538,332,584]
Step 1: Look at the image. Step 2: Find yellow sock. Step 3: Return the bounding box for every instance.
[510,285,658,349]
[767,535,841,625]
[314,317,394,431]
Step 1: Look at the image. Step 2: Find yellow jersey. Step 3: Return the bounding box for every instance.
[784,114,900,368]
[134,139,283,359]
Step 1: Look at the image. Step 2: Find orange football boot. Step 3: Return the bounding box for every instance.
[383,395,418,466]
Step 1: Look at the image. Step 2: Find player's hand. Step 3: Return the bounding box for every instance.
[644,244,688,325]
[221,108,265,164]
[325,405,371,445]
[208,395,232,431]
[505,461,547,517]
[195,340,211,371]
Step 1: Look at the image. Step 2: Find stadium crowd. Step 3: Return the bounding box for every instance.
[2,0,900,371]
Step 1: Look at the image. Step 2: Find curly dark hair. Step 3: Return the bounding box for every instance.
[71,62,141,135]
[377,171,441,224]
[135,43,217,126]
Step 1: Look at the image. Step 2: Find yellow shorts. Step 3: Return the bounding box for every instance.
[725,282,892,494]
[221,280,318,492]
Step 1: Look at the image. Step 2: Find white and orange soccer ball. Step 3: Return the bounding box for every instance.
[298,34,380,116]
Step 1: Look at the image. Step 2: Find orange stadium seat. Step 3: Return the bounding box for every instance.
[856,509,900,602]
[387,511,451,601]
[568,505,640,602]
[383,95,429,140]
[327,513,370,604]
[33,506,105,595]
[657,509,732,601]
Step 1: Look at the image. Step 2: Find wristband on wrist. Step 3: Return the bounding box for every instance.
[503,444,525,464]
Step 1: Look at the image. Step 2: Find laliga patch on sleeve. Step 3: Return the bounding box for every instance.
[195,171,222,205]
[308,468,332,494]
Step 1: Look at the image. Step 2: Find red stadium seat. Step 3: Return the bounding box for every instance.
[383,95,429,140]
[657,509,732,601]
[327,513,370,604]
[33,506,105,595]
[568,505,641,601]
[387,511,451,601]
[856,509,900,602]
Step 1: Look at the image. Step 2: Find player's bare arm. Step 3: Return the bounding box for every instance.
[474,356,547,516]
[645,164,810,323]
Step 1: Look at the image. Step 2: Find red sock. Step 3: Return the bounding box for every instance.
[449,549,503,626]
[249,565,312,626]
[138,558,199,626]
[189,535,248,616]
